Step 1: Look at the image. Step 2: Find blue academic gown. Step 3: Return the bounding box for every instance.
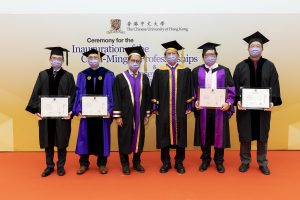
[73,67,114,157]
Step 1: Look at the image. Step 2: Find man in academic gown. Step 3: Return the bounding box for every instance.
[73,49,115,175]
[113,46,151,175]
[192,43,235,173]
[151,40,193,174]
[233,32,282,175]
[26,47,76,177]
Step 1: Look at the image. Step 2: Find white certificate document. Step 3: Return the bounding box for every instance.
[199,88,226,108]
[40,97,69,118]
[81,96,108,116]
[241,88,270,109]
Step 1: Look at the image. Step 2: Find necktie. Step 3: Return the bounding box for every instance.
[206,68,212,88]
[133,73,137,79]
[53,70,58,78]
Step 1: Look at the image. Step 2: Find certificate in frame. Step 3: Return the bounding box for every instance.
[40,96,69,118]
[240,87,271,110]
[198,88,226,109]
[81,95,108,117]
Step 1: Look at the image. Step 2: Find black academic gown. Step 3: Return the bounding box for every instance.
[26,67,76,149]
[233,57,282,143]
[151,64,194,149]
[113,72,151,154]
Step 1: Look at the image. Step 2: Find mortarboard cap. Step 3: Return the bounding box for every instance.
[82,49,105,58]
[45,46,70,65]
[243,31,269,45]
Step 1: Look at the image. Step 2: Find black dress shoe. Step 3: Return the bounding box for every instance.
[239,163,249,172]
[99,165,108,174]
[41,167,54,177]
[259,166,270,175]
[77,165,88,175]
[160,163,171,173]
[57,168,66,176]
[216,163,225,173]
[175,163,185,174]
[133,164,145,173]
[199,161,210,172]
[122,165,131,175]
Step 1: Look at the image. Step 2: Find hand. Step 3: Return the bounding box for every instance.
[116,118,123,127]
[220,103,230,111]
[103,113,110,118]
[264,102,274,112]
[237,101,246,110]
[185,110,191,114]
[195,100,203,110]
[78,112,86,118]
[63,111,72,120]
[144,117,149,125]
[153,110,159,115]
[36,113,42,120]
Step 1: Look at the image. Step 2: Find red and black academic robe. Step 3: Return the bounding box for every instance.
[151,63,194,149]
[233,57,282,143]
[192,64,235,148]
[113,71,151,154]
[25,67,76,149]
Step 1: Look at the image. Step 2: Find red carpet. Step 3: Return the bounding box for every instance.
[0,151,299,200]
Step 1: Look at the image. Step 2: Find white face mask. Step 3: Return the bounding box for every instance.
[167,53,177,63]
[51,59,63,69]
[249,47,262,57]
[204,56,217,66]
[88,59,99,67]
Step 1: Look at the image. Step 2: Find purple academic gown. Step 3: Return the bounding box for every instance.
[193,65,235,148]
[73,67,114,157]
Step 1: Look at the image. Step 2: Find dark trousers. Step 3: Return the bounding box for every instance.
[79,154,107,167]
[161,146,185,165]
[119,152,141,167]
[45,147,67,169]
[200,146,224,164]
[240,141,268,167]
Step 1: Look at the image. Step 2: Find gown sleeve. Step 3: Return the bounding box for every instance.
[150,69,160,113]
[112,75,122,118]
[269,63,282,106]
[25,72,42,114]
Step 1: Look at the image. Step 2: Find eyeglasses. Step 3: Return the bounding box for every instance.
[204,54,216,57]
[50,57,63,61]
[129,59,141,64]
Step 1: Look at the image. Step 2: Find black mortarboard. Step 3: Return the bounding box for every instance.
[197,42,220,50]
[124,46,145,57]
[243,31,269,45]
[161,40,184,51]
[45,46,69,65]
[82,49,105,58]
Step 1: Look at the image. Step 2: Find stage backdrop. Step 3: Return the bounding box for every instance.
[0,14,299,151]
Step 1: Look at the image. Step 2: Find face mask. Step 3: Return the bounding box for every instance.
[88,59,99,67]
[249,47,262,57]
[167,54,177,63]
[51,59,62,68]
[204,56,217,66]
[130,62,140,69]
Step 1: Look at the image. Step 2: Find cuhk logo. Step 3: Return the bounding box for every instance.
[107,19,125,34]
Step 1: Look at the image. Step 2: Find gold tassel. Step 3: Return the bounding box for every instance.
[144,55,147,72]
[98,51,100,59]
[181,48,185,66]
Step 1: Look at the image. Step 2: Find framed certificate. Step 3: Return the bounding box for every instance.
[81,95,108,117]
[40,96,69,118]
[198,88,226,108]
[241,87,271,110]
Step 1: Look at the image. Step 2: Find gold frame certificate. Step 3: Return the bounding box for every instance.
[81,95,108,117]
[199,88,226,108]
[241,88,271,110]
[40,96,69,118]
